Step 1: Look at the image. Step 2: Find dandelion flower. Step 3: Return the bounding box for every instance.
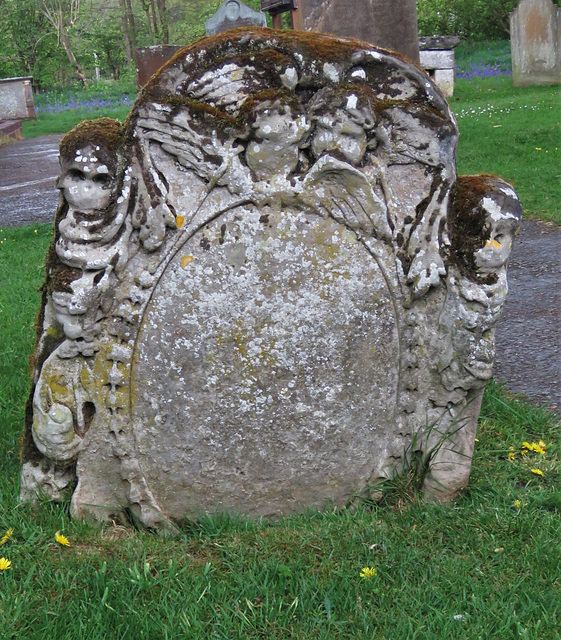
[0,558,11,571]
[360,567,377,579]
[0,528,14,545]
[55,531,70,547]
[513,500,522,509]
[530,469,544,477]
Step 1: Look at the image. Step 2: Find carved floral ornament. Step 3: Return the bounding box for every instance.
[21,28,521,531]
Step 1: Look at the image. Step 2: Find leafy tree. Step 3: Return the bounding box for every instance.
[417,0,561,39]
[39,0,89,85]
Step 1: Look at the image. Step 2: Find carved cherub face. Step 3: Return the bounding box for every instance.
[245,99,309,180]
[58,144,114,212]
[474,196,521,274]
[311,93,375,166]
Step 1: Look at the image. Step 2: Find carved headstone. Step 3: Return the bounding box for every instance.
[21,28,521,530]
[510,0,561,86]
[206,0,267,35]
[303,0,420,63]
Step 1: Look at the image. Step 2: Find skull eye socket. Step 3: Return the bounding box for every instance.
[92,174,110,186]
[68,168,86,181]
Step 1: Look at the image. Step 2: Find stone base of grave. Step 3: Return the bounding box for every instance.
[0,120,23,144]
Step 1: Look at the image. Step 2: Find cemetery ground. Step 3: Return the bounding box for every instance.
[0,42,560,638]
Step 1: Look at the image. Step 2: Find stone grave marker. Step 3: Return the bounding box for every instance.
[511,0,561,86]
[302,0,420,63]
[0,76,36,120]
[205,0,267,35]
[21,28,521,531]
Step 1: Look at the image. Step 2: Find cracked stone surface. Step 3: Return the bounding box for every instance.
[18,28,524,529]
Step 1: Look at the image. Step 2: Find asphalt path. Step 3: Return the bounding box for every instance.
[1,136,559,416]
[0,135,62,227]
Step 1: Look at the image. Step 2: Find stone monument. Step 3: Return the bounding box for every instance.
[21,28,521,531]
[205,0,267,35]
[136,1,267,88]
[419,36,460,97]
[302,0,420,63]
[510,0,561,86]
[0,76,36,120]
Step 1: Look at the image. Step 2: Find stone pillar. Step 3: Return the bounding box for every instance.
[302,0,420,63]
[510,0,561,86]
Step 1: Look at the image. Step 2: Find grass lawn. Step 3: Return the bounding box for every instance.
[2,42,560,639]
[453,77,560,224]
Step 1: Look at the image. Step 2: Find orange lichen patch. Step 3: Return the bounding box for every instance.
[181,255,195,268]
[176,215,185,229]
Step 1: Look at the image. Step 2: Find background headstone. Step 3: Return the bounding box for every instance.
[302,0,420,63]
[205,0,267,35]
[510,0,561,86]
[0,77,36,120]
[136,45,183,88]
[21,28,521,530]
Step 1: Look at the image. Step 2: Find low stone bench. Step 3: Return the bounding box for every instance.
[419,36,460,97]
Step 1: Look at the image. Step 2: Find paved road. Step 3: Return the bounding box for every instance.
[494,219,561,414]
[0,135,62,227]
[1,136,559,415]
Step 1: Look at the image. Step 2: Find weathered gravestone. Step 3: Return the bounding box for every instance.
[206,0,267,35]
[511,0,561,86]
[136,1,268,88]
[302,0,420,63]
[20,28,521,531]
[0,76,36,120]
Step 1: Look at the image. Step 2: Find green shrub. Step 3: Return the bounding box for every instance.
[417,0,561,40]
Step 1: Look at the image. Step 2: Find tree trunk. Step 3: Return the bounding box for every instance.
[124,0,137,51]
[119,0,132,66]
[149,0,159,41]
[60,28,89,86]
[155,0,168,44]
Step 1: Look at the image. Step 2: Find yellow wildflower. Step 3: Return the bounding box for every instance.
[539,440,547,449]
[532,443,546,455]
[522,442,532,451]
[360,567,378,580]
[513,500,522,509]
[0,528,14,545]
[0,558,11,571]
[55,531,70,547]
[530,469,544,477]
[508,452,516,461]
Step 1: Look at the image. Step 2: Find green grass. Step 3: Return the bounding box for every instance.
[22,80,136,138]
[453,76,561,223]
[0,223,560,638]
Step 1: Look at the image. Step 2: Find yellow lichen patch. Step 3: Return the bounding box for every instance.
[181,255,195,269]
[176,215,185,229]
[486,239,502,249]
